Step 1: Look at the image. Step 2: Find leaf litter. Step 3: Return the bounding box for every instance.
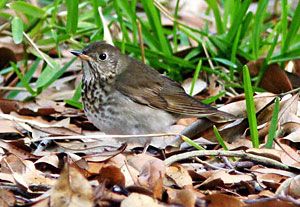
[0,92,300,206]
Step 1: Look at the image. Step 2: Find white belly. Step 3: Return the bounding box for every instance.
[84,91,176,135]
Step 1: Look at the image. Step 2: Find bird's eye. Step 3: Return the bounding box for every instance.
[99,53,107,61]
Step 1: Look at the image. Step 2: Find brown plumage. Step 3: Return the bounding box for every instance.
[71,41,235,135]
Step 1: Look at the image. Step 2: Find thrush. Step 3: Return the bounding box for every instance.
[71,41,235,135]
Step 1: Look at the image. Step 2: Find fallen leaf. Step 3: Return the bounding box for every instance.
[166,188,197,207]
[199,170,253,188]
[50,162,93,207]
[165,164,193,188]
[0,189,15,207]
[97,164,125,187]
[203,193,244,207]
[121,193,164,207]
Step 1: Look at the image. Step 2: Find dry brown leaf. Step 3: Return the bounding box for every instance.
[31,198,50,207]
[247,59,293,93]
[0,119,20,134]
[256,173,285,189]
[1,155,55,192]
[245,199,296,207]
[35,155,59,169]
[246,148,282,162]
[97,164,125,187]
[281,122,300,143]
[120,193,164,207]
[0,47,17,70]
[218,93,276,118]
[199,170,253,188]
[250,166,296,177]
[165,164,193,188]
[0,99,56,116]
[166,188,197,207]
[287,174,300,198]
[182,78,207,96]
[86,162,105,174]
[203,193,244,207]
[0,140,38,159]
[50,162,93,207]
[127,153,166,198]
[279,143,300,168]
[1,154,27,173]
[137,158,165,199]
[0,189,15,207]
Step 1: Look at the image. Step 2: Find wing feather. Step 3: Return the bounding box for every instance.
[115,58,234,120]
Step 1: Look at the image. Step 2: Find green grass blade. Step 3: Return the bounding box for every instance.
[206,0,224,34]
[172,0,180,52]
[190,59,202,96]
[255,29,280,86]
[243,65,259,148]
[11,62,36,96]
[181,135,205,150]
[226,0,251,43]
[280,0,288,53]
[230,25,241,79]
[65,82,83,109]
[37,58,76,91]
[223,0,234,29]
[265,97,280,149]
[90,0,103,40]
[9,1,45,18]
[213,57,237,69]
[140,0,171,55]
[239,12,253,41]
[7,59,41,99]
[115,0,138,44]
[0,0,8,8]
[213,125,228,150]
[66,0,78,34]
[202,91,225,105]
[269,47,300,63]
[114,42,195,69]
[252,0,268,59]
[11,17,24,44]
[282,2,300,53]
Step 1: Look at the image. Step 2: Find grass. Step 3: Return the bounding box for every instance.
[213,125,228,151]
[265,97,280,148]
[243,65,259,148]
[0,0,299,146]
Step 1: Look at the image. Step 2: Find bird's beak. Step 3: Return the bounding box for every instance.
[70,50,93,61]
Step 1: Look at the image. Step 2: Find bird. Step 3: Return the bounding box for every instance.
[71,41,235,136]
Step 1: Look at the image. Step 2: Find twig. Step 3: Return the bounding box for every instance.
[195,157,224,170]
[164,150,291,171]
[153,0,213,26]
[0,86,27,91]
[136,19,145,64]
[201,41,214,70]
[23,32,54,68]
[279,87,300,96]
[31,133,179,142]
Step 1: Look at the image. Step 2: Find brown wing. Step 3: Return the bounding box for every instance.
[115,58,234,119]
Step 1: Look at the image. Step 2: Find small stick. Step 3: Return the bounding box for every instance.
[164,150,291,171]
[29,133,179,142]
[136,19,145,64]
[0,86,27,91]
[23,32,54,69]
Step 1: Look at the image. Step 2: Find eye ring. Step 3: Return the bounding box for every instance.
[99,53,107,61]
